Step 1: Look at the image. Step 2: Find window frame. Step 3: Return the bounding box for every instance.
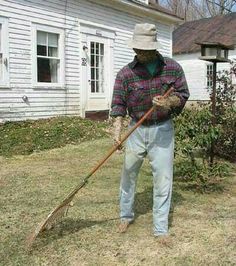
[32,24,65,88]
[0,17,9,87]
[206,63,213,88]
[89,41,105,95]
[85,35,110,99]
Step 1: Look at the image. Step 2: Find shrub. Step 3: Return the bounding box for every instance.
[213,62,236,161]
[174,60,236,189]
[174,106,234,191]
[0,116,109,156]
[174,159,231,192]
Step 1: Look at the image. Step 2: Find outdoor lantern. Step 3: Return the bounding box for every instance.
[196,42,233,63]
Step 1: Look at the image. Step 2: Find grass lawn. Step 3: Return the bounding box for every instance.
[0,138,235,266]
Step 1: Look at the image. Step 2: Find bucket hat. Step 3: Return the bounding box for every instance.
[127,23,162,50]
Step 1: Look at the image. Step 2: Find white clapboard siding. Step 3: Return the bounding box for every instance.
[174,49,236,101]
[217,50,236,83]
[174,53,210,101]
[0,0,174,122]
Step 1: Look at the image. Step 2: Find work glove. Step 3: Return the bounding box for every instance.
[152,95,181,111]
[112,116,123,148]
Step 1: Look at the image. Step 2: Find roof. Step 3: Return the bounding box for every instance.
[173,12,236,55]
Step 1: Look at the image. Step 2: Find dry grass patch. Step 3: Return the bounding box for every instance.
[0,138,235,265]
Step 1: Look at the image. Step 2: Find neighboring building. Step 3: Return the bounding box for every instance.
[173,13,236,101]
[0,0,181,122]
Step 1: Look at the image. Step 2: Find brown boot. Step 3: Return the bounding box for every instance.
[118,220,131,233]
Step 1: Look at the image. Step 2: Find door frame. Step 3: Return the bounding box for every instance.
[79,21,115,117]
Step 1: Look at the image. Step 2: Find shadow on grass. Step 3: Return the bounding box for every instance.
[31,187,185,250]
[31,216,119,250]
[169,190,185,227]
[175,179,226,193]
[134,186,185,228]
[31,180,186,249]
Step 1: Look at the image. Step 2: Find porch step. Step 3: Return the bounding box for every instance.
[85,110,109,121]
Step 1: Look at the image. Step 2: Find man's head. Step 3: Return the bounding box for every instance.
[133,49,157,64]
[127,23,162,64]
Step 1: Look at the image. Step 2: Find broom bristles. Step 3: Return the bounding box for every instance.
[26,203,70,249]
[26,181,85,249]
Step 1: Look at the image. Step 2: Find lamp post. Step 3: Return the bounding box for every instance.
[197,42,233,166]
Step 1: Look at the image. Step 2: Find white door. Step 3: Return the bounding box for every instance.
[81,34,113,116]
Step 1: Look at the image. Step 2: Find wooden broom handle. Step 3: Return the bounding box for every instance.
[86,87,174,176]
[65,87,175,199]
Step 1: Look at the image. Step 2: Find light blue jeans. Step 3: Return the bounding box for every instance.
[120,119,174,236]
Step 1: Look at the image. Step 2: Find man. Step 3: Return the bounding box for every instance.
[110,23,189,239]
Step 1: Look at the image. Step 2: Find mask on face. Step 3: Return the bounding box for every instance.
[133,49,157,64]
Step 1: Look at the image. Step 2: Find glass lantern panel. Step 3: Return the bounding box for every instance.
[205,47,217,56]
[221,49,228,59]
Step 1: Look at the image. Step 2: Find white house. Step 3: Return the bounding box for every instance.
[0,0,182,122]
[173,13,236,101]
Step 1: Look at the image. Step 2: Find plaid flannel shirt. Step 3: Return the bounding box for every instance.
[110,53,190,122]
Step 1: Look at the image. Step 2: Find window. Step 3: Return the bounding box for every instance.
[32,24,64,86]
[90,41,104,94]
[207,64,213,88]
[37,31,59,83]
[0,17,9,86]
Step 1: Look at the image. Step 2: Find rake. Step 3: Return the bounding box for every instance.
[27,87,174,248]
